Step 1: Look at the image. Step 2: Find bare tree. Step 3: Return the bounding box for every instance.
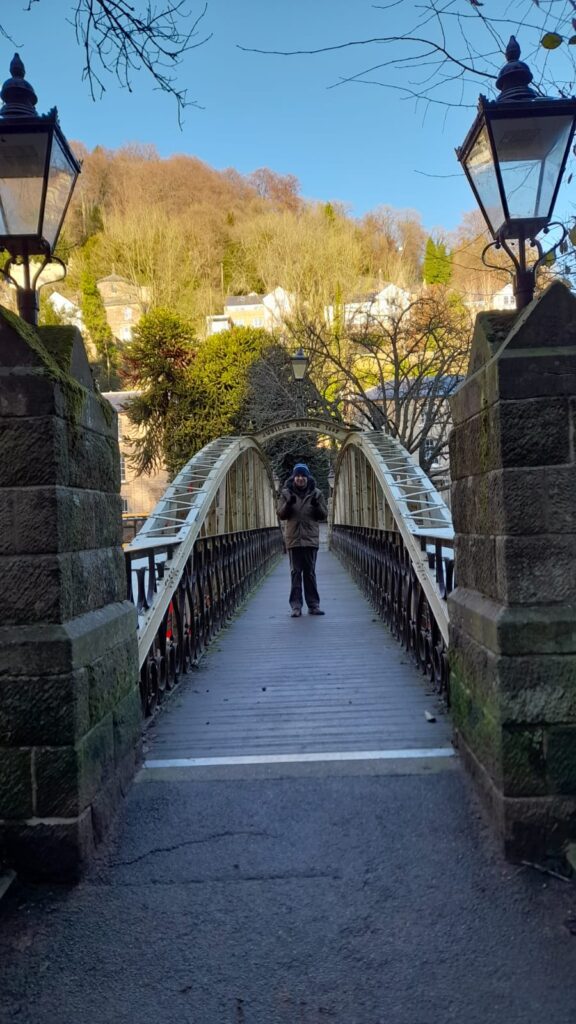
[241,1,576,111]
[3,2,211,121]
[240,4,576,289]
[245,342,342,489]
[285,288,472,477]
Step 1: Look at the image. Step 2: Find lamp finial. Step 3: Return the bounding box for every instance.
[496,36,537,101]
[505,36,521,63]
[0,53,38,117]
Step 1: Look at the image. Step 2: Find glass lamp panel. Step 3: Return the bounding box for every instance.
[291,355,308,380]
[42,131,78,249]
[464,124,507,236]
[0,130,49,236]
[491,114,574,222]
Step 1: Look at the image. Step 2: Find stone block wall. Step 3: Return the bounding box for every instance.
[449,282,576,861]
[0,311,141,880]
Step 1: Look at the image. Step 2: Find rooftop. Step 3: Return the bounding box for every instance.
[101,390,140,412]
[224,294,264,307]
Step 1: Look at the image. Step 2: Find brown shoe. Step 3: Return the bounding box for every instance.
[291,608,302,617]
[308,608,325,615]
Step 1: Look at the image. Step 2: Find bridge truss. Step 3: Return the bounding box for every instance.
[125,422,454,714]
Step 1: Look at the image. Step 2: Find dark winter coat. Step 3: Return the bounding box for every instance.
[277,476,328,549]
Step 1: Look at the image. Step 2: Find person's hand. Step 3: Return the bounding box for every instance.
[287,493,297,505]
[310,493,319,508]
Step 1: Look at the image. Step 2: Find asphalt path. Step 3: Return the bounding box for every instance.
[1,546,576,1022]
[1,758,576,1024]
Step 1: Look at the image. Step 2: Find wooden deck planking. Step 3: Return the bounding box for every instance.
[148,548,452,759]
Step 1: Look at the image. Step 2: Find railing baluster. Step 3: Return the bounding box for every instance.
[127,527,283,716]
[331,524,453,701]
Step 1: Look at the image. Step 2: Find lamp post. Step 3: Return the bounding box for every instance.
[0,54,81,325]
[456,37,576,309]
[290,347,308,416]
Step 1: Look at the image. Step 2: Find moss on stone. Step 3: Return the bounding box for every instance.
[0,306,114,430]
[502,726,546,796]
[479,408,492,474]
[36,325,76,373]
[450,660,503,779]
[0,306,86,423]
[469,311,519,374]
[482,311,518,348]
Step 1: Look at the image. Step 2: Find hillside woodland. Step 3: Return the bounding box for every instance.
[35,144,512,479]
[50,143,507,324]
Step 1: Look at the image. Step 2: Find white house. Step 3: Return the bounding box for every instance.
[326,283,411,328]
[205,313,233,334]
[224,293,265,328]
[262,286,295,328]
[374,283,412,315]
[206,286,295,335]
[467,281,515,313]
[48,291,84,332]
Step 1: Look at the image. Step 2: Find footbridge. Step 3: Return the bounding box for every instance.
[125,418,455,758]
[4,286,576,1024]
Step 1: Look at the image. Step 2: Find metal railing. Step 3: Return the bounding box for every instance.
[125,436,283,714]
[331,431,454,699]
[124,426,455,711]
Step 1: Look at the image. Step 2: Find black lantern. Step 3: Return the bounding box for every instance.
[290,347,308,381]
[0,54,81,324]
[457,37,576,308]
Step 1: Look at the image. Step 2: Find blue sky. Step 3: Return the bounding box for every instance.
[0,1,542,235]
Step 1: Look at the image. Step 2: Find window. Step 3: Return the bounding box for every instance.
[121,498,129,513]
[120,454,127,483]
[123,307,133,321]
[253,318,262,327]
[423,438,437,464]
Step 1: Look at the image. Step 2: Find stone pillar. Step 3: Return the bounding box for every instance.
[449,281,576,862]
[0,309,141,880]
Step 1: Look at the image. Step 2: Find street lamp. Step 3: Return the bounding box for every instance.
[456,37,576,309]
[290,347,308,417]
[0,54,81,324]
[290,347,309,380]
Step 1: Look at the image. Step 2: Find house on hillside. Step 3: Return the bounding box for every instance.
[102,390,169,522]
[43,273,149,352]
[262,286,295,326]
[326,283,412,328]
[49,292,85,332]
[96,274,149,343]
[45,292,101,361]
[466,281,515,314]
[375,283,412,316]
[205,313,233,334]
[223,293,265,328]
[205,286,295,335]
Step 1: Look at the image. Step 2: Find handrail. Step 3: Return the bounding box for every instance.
[125,436,281,684]
[332,431,454,644]
[330,431,454,698]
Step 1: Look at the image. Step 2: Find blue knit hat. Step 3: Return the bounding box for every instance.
[292,463,311,478]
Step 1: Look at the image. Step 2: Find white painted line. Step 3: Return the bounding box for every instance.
[145,747,455,769]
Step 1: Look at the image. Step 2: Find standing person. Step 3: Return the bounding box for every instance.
[277,463,328,617]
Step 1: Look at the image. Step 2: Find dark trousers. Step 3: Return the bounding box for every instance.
[288,546,320,610]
